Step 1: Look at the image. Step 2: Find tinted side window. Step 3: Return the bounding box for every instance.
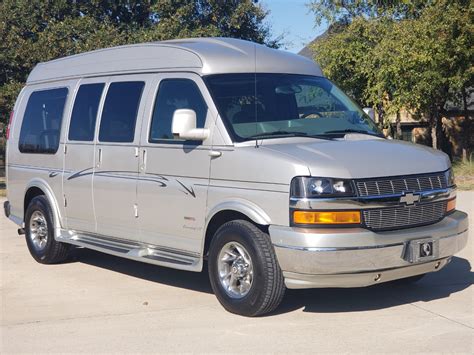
[69,83,104,141]
[149,79,207,141]
[19,88,68,154]
[99,82,144,142]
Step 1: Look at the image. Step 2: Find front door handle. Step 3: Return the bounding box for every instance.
[209,150,222,158]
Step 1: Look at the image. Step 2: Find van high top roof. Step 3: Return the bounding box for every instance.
[26,37,323,84]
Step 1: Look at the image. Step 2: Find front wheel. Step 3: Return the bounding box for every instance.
[208,220,285,316]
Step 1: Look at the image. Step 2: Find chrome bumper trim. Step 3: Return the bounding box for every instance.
[269,211,468,249]
[283,258,451,289]
[272,228,464,252]
[273,241,404,252]
[269,211,468,288]
[273,229,467,275]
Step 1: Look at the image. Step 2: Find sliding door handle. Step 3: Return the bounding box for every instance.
[140,149,147,171]
[96,148,102,168]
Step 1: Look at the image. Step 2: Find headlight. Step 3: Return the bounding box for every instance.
[445,168,455,187]
[291,176,356,198]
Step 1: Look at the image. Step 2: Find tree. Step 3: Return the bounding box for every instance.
[309,0,473,153]
[309,0,432,25]
[136,0,275,45]
[310,18,391,126]
[368,1,473,150]
[0,0,276,129]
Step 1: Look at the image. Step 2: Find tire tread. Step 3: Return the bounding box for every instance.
[209,219,285,316]
[25,196,70,264]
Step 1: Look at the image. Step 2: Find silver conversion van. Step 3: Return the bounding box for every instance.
[4,38,468,316]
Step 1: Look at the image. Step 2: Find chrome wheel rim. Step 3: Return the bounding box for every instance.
[29,211,48,251]
[217,242,253,299]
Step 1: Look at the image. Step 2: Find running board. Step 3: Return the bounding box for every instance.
[56,230,202,271]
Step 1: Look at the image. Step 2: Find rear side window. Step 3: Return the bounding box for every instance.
[99,81,144,142]
[69,83,105,141]
[19,87,68,154]
[149,79,207,142]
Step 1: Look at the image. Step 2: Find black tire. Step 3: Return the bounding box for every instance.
[393,273,426,284]
[24,195,70,264]
[208,220,285,317]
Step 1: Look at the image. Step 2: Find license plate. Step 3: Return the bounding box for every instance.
[405,238,439,263]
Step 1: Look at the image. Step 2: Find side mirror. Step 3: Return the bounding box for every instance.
[171,109,209,141]
[363,107,375,122]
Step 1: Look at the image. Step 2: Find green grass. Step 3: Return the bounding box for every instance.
[453,158,474,190]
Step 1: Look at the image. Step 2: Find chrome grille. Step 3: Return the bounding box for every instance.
[363,201,447,231]
[356,172,447,197]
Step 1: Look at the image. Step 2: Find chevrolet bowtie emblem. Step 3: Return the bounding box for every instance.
[400,192,421,205]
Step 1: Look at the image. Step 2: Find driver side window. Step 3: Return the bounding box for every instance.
[149,79,207,142]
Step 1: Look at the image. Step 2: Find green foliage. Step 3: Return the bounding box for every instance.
[308,0,431,26]
[0,0,275,128]
[141,0,274,44]
[313,18,389,105]
[309,0,473,150]
[372,1,473,115]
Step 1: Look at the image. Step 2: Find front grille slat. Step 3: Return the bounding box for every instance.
[356,172,447,197]
[363,201,447,231]
[356,172,449,231]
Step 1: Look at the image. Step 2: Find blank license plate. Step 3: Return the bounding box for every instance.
[405,238,439,263]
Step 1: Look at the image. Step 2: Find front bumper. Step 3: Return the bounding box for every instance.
[269,211,468,289]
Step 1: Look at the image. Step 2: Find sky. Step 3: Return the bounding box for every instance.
[262,0,328,53]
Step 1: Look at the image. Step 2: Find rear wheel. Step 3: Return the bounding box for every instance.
[208,220,285,316]
[25,196,70,264]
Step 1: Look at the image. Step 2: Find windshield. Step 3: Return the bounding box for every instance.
[204,74,381,142]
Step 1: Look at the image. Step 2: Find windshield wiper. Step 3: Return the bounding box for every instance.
[322,129,384,137]
[247,131,307,139]
[247,131,333,140]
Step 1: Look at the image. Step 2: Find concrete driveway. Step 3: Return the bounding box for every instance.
[1,193,473,353]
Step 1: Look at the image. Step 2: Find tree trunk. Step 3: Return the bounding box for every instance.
[461,87,469,162]
[431,125,437,149]
[430,110,437,149]
[376,103,384,130]
[396,111,402,139]
[429,104,444,150]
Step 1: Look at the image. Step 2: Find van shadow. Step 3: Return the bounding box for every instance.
[274,256,473,315]
[69,247,213,294]
[70,248,472,315]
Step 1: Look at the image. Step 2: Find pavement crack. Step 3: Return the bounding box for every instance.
[3,305,212,328]
[408,302,473,330]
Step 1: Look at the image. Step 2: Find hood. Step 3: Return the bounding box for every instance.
[261,137,450,179]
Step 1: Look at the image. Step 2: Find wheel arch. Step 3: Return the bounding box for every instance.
[24,179,63,238]
[202,199,271,257]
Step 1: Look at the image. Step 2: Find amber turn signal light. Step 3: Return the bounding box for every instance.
[446,198,456,212]
[293,210,361,225]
